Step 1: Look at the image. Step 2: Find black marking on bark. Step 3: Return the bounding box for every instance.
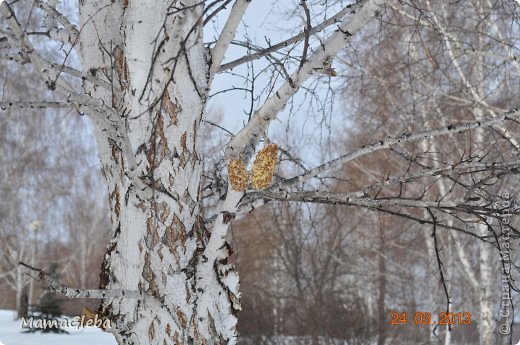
[45,80,56,90]
[125,185,131,205]
[183,47,204,99]
[136,143,147,155]
[221,211,235,224]
[213,253,241,316]
[337,26,352,37]
[141,176,178,201]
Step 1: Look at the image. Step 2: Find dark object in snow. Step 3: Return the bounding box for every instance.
[23,263,68,334]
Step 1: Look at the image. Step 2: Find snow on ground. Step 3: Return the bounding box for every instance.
[0,310,116,345]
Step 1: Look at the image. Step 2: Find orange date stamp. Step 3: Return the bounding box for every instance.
[389,312,472,326]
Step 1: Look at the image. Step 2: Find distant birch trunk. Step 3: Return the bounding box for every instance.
[478,232,496,345]
[15,262,25,319]
[473,7,497,341]
[78,1,239,343]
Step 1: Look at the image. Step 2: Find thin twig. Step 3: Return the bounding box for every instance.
[427,209,452,336]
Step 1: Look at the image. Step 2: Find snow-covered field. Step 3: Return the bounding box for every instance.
[0,310,116,345]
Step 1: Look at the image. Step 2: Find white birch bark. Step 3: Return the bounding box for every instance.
[474,32,497,345]
[77,1,241,343]
[15,261,24,319]
[479,231,496,345]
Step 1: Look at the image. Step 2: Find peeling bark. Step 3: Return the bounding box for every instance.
[78,1,239,343]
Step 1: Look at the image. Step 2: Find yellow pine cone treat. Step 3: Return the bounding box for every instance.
[251,144,278,190]
[228,159,249,191]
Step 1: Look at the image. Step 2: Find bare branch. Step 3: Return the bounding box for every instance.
[0,1,76,93]
[298,0,311,72]
[278,107,520,188]
[19,262,142,299]
[204,0,234,26]
[0,100,77,109]
[428,208,452,334]
[57,64,112,90]
[359,158,520,195]
[0,1,138,176]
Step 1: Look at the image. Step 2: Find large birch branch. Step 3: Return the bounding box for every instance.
[208,0,383,270]
[246,190,459,208]
[20,262,142,299]
[226,0,384,160]
[277,107,520,188]
[218,1,367,72]
[209,0,251,76]
[232,192,493,240]
[0,4,97,103]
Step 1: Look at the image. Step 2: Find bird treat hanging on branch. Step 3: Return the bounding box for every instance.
[228,159,249,192]
[251,143,278,190]
[227,143,278,191]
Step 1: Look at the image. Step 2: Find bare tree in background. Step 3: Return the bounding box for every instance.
[1,0,519,344]
[63,173,110,291]
[339,1,520,344]
[54,171,111,315]
[0,49,90,317]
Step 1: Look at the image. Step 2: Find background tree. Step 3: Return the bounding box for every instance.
[338,0,520,343]
[0,58,89,319]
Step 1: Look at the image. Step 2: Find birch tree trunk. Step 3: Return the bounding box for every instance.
[78,1,239,343]
[478,233,495,345]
